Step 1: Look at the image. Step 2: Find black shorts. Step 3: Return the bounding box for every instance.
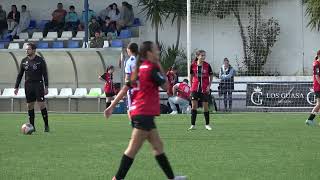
[131,115,156,131]
[315,91,320,99]
[191,92,210,102]
[105,92,115,97]
[25,81,45,103]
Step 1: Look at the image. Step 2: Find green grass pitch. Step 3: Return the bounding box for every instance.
[1,113,320,180]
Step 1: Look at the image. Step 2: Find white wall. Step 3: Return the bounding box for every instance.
[2,0,320,76]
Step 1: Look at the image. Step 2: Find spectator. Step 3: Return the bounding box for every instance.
[90,31,104,48]
[219,58,236,112]
[168,79,191,115]
[64,5,79,37]
[0,5,7,39]
[79,6,96,30]
[116,1,134,32]
[7,5,20,32]
[108,3,120,22]
[10,5,31,39]
[89,17,101,37]
[43,3,67,37]
[98,5,111,25]
[166,65,178,97]
[102,16,116,36]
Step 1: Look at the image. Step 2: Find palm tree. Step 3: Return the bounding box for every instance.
[138,0,168,46]
[303,0,320,31]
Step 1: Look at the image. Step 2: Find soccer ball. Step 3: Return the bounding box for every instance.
[21,123,34,135]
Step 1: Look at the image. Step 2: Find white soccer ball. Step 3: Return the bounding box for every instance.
[21,123,34,135]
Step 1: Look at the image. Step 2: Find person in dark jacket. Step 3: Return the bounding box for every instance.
[7,5,20,32]
[219,58,236,112]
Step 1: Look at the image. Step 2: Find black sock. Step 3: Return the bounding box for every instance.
[204,111,210,125]
[115,154,134,180]
[41,108,49,127]
[308,114,316,121]
[106,102,111,109]
[191,109,197,125]
[28,109,35,127]
[155,153,174,179]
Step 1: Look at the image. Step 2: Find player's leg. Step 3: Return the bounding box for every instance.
[189,92,198,130]
[228,91,233,112]
[25,83,36,131]
[113,127,149,180]
[306,92,320,125]
[178,98,189,114]
[168,96,178,114]
[35,83,49,132]
[105,96,112,109]
[148,129,176,180]
[27,102,35,130]
[202,94,212,130]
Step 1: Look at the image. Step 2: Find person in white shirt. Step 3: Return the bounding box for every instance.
[168,79,191,115]
[108,3,120,22]
[11,5,30,39]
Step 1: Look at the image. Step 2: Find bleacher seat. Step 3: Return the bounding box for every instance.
[45,88,58,98]
[52,41,64,48]
[67,40,80,48]
[82,41,90,48]
[58,31,73,40]
[86,88,102,98]
[43,32,57,41]
[28,20,37,29]
[13,32,29,42]
[57,88,73,98]
[0,88,15,98]
[103,41,109,48]
[72,31,85,40]
[132,18,141,26]
[39,20,50,30]
[0,43,5,49]
[111,40,123,47]
[118,29,132,39]
[70,88,87,98]
[8,43,20,49]
[37,42,49,49]
[22,43,29,49]
[14,88,25,99]
[29,32,43,41]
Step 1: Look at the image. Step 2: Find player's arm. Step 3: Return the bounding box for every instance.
[314,65,320,85]
[189,65,193,86]
[14,60,25,94]
[99,73,107,82]
[41,59,49,88]
[172,84,179,96]
[151,66,168,91]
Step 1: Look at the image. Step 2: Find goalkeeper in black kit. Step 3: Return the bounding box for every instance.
[14,43,50,132]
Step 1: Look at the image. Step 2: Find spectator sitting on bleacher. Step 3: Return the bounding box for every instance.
[79,6,96,31]
[0,5,7,39]
[43,3,67,37]
[89,17,101,37]
[64,5,79,37]
[90,30,104,48]
[108,3,120,22]
[116,1,134,34]
[7,5,20,33]
[10,5,30,39]
[98,5,111,25]
[102,16,116,36]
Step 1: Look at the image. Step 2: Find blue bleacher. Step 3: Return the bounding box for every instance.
[67,40,80,48]
[37,42,49,49]
[52,41,64,48]
[39,20,50,30]
[0,43,5,49]
[28,20,37,29]
[132,18,141,27]
[111,40,123,47]
[118,29,132,39]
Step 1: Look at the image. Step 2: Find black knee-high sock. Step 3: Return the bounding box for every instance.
[28,109,35,127]
[115,154,134,180]
[308,114,316,120]
[155,153,174,179]
[191,109,197,125]
[41,108,49,127]
[106,102,111,109]
[204,111,210,125]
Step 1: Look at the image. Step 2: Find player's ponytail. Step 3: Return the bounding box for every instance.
[131,41,154,82]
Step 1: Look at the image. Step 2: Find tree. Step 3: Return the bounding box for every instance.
[303,0,320,31]
[138,0,168,46]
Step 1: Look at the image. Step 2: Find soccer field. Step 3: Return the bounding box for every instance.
[1,113,320,180]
